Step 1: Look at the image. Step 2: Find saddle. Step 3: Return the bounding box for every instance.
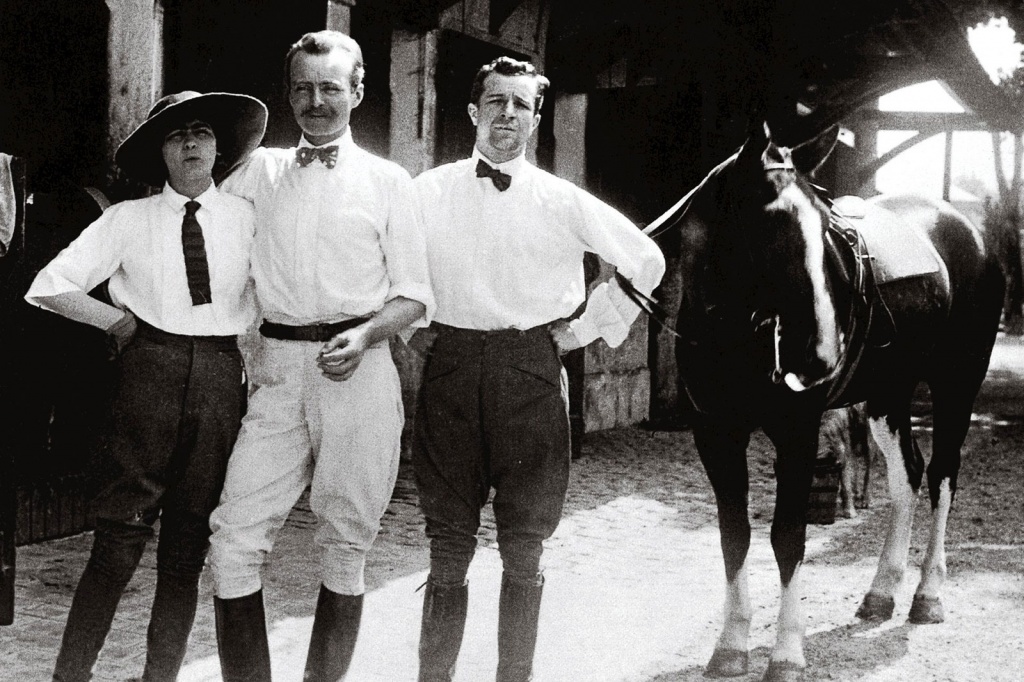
[823,195,944,407]
[831,195,943,283]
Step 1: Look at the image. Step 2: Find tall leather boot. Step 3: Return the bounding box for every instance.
[214,590,272,682]
[496,573,544,682]
[140,572,200,681]
[302,585,363,682]
[418,580,468,682]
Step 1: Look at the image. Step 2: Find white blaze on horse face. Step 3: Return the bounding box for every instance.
[774,184,840,375]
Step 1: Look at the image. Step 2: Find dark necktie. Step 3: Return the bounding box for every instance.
[182,200,212,305]
[476,159,512,191]
[296,146,339,169]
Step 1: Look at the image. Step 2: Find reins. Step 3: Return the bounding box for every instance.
[619,160,879,402]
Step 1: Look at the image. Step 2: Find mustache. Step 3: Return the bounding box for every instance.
[301,106,333,116]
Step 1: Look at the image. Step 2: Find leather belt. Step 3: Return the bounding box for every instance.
[259,317,370,342]
[136,319,237,350]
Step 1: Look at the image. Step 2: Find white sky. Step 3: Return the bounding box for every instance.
[872,18,1023,212]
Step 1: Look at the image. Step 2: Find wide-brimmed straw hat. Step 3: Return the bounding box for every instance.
[115,91,268,187]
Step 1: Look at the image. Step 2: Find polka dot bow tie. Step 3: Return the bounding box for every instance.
[295,145,339,169]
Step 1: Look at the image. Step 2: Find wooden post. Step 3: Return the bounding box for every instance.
[389,29,439,176]
[553,93,587,186]
[105,0,160,174]
[326,0,355,35]
[943,130,953,202]
[0,157,27,626]
[553,92,589,456]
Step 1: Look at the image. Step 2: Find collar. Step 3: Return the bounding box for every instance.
[472,148,528,177]
[299,128,354,152]
[160,182,219,213]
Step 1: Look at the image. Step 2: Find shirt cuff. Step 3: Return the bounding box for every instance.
[571,279,646,349]
[386,282,435,327]
[568,315,600,348]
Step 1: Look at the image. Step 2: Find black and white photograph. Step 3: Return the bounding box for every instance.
[1,1,1022,680]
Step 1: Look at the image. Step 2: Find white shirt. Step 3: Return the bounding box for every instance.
[414,149,666,347]
[220,129,434,326]
[26,183,257,336]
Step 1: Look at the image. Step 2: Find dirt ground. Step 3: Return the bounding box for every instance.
[567,335,1023,682]
[4,338,1021,681]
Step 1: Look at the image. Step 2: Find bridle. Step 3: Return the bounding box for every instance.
[622,157,877,404]
[754,169,876,403]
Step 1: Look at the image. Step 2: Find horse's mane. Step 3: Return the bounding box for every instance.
[643,151,738,241]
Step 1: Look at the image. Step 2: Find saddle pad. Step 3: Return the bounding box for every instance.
[832,195,942,284]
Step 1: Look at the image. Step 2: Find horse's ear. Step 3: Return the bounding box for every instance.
[791,125,839,174]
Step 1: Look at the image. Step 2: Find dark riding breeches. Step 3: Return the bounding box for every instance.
[413,324,571,586]
[53,325,245,682]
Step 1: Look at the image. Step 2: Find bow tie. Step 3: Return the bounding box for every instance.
[296,145,339,169]
[476,159,512,191]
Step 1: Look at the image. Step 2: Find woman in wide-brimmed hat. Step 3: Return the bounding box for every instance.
[25,90,266,682]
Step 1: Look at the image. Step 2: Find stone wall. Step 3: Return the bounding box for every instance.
[583,313,652,432]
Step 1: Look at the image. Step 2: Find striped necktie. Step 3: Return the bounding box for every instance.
[182,200,212,305]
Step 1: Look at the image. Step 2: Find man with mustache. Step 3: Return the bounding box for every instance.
[412,57,665,681]
[208,30,433,681]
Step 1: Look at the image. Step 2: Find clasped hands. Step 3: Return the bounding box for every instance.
[317,326,372,382]
[319,318,581,380]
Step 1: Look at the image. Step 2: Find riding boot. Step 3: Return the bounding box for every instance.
[302,585,363,682]
[139,571,200,681]
[214,590,272,682]
[418,580,468,682]
[496,573,544,682]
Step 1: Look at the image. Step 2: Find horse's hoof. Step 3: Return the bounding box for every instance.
[762,660,806,682]
[856,592,895,621]
[908,594,945,624]
[704,648,749,677]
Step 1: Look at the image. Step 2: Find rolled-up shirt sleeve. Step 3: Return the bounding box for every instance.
[381,171,435,328]
[25,207,124,310]
[568,190,666,348]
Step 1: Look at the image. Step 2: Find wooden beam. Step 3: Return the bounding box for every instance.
[943,130,953,201]
[848,110,988,131]
[389,29,439,175]
[105,0,160,170]
[0,156,26,626]
[553,92,587,187]
[326,0,356,34]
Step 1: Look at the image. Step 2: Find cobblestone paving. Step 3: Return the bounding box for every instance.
[3,417,1022,681]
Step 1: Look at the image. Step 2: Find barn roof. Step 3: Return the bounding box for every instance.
[546,0,1024,144]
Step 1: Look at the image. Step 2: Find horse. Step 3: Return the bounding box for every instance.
[641,123,1004,681]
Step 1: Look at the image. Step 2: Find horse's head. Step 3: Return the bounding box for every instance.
[672,123,842,394]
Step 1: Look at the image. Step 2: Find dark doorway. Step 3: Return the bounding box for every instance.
[162,0,394,156]
[434,31,544,166]
[162,0,326,147]
[0,0,110,191]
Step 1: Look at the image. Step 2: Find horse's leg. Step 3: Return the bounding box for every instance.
[761,413,820,681]
[911,358,988,623]
[857,412,924,621]
[838,454,857,519]
[693,420,752,678]
[849,403,872,510]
